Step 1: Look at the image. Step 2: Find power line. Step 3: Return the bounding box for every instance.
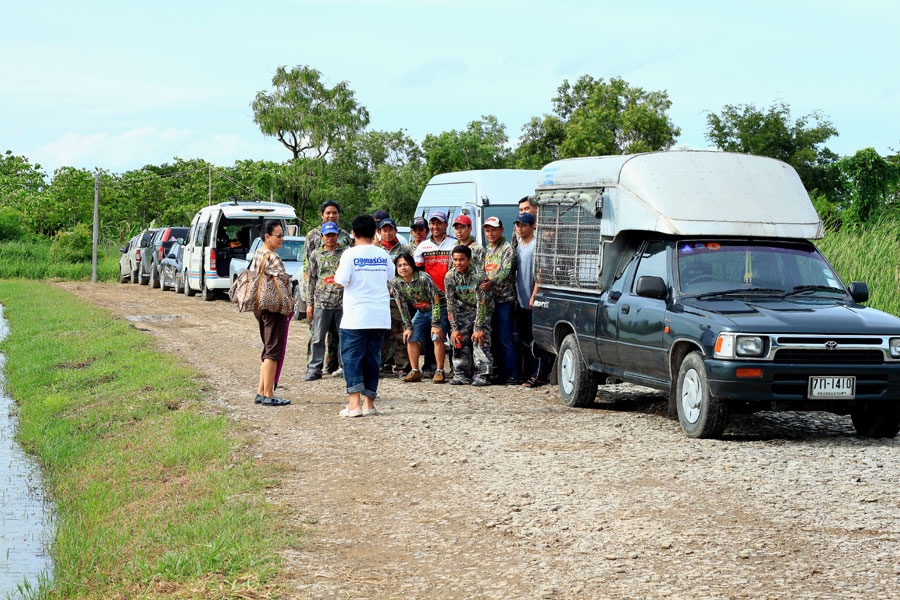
[99,165,211,187]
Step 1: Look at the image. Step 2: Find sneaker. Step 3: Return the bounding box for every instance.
[339,407,363,418]
[432,369,446,384]
[472,376,490,387]
[254,394,263,404]
[449,377,469,385]
[362,406,378,417]
[261,396,291,406]
[402,370,422,383]
[331,367,344,378]
[304,372,322,381]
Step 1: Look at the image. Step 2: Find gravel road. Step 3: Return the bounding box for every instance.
[58,282,900,599]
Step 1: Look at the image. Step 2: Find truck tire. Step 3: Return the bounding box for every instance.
[150,264,160,288]
[292,284,305,320]
[174,272,183,295]
[120,266,128,284]
[557,334,598,407]
[851,403,900,438]
[131,268,139,284]
[184,273,196,297]
[676,352,728,438]
[200,280,215,301]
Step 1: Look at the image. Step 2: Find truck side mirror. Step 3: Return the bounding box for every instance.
[119,247,127,253]
[849,281,869,304]
[636,276,668,300]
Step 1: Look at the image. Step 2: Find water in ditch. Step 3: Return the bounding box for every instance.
[0,306,55,597]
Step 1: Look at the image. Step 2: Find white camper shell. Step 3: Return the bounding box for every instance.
[534,151,824,294]
[182,201,298,300]
[415,169,540,244]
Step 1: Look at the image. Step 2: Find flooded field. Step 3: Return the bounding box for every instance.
[0,307,54,597]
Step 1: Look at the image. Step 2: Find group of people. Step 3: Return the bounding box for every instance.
[250,196,551,416]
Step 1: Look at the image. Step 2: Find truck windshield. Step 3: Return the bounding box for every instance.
[276,240,304,261]
[677,241,847,298]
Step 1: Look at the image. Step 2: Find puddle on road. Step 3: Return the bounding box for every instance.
[0,306,55,597]
[124,314,186,322]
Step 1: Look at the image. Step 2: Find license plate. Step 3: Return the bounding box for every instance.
[808,376,856,399]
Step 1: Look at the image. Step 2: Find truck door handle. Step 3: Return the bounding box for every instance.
[621,304,631,314]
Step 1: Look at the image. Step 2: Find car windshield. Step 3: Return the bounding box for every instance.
[276,240,304,261]
[677,241,847,298]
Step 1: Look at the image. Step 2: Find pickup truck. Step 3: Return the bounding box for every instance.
[229,235,306,319]
[532,151,900,439]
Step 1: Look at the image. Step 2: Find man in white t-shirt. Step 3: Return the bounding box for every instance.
[333,214,395,417]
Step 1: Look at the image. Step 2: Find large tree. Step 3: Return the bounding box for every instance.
[422,115,510,177]
[705,101,840,196]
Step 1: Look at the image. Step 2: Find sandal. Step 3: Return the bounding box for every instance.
[522,376,542,388]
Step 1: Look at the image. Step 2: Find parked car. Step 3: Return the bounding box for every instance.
[413,169,539,244]
[182,201,298,300]
[532,151,900,439]
[135,228,160,285]
[230,235,306,319]
[158,241,185,293]
[148,226,188,289]
[118,229,155,284]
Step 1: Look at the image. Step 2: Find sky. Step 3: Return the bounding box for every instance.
[1,0,898,176]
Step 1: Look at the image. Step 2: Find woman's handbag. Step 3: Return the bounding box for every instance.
[229,252,295,315]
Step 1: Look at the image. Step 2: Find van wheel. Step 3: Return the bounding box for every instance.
[676,352,728,438]
[200,281,215,301]
[184,274,196,297]
[851,403,900,438]
[557,334,598,407]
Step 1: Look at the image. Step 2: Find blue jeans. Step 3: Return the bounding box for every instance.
[410,305,451,342]
[491,301,518,381]
[418,305,450,370]
[339,328,385,399]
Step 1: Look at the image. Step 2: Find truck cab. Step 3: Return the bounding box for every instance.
[532,152,900,438]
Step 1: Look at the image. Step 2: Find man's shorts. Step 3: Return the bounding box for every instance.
[410,305,451,343]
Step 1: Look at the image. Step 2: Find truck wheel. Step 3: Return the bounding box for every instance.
[200,281,215,301]
[131,269,139,284]
[676,352,727,438]
[184,274,196,297]
[120,266,128,284]
[150,265,160,288]
[557,334,598,407]
[851,403,900,438]
[292,284,304,320]
[174,272,183,294]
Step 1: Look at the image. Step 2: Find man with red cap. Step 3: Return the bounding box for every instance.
[448,214,484,272]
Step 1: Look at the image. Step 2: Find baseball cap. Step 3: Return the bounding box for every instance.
[514,212,535,225]
[321,222,339,235]
[453,214,472,226]
[373,209,390,221]
[483,216,503,228]
[429,211,448,223]
[378,218,397,230]
[411,216,427,229]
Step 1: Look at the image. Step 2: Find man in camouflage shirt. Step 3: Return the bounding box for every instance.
[302,200,353,375]
[480,216,518,384]
[304,222,345,380]
[447,214,484,271]
[377,218,410,374]
[445,245,493,386]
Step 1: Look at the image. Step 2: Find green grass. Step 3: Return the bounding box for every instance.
[0,281,296,599]
[816,219,900,317]
[0,241,119,282]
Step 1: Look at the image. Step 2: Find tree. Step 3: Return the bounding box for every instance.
[252,65,370,161]
[705,101,840,197]
[512,76,681,167]
[422,115,510,177]
[838,148,900,224]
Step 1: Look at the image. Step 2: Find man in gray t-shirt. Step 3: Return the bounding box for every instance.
[513,212,550,387]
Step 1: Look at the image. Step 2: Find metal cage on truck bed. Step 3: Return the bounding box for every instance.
[534,189,605,293]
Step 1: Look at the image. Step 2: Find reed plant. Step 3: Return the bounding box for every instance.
[0,240,119,281]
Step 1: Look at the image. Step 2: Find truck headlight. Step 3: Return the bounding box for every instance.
[736,336,764,357]
[891,338,900,358]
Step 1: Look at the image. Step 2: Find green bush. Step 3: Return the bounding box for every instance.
[0,206,28,240]
[50,223,93,263]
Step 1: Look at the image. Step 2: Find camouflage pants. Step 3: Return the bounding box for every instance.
[451,317,493,381]
[381,302,409,371]
[307,316,340,373]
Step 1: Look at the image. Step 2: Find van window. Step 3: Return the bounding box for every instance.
[195,222,207,246]
[419,182,476,208]
[631,242,668,291]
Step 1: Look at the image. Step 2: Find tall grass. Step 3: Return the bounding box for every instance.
[0,282,296,598]
[0,240,120,281]
[816,219,900,317]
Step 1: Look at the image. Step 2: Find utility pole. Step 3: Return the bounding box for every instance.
[270,188,273,203]
[208,164,212,206]
[91,173,99,283]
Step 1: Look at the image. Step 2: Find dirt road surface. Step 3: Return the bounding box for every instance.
[58,282,900,599]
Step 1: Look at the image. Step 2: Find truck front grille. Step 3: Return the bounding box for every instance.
[773,349,884,364]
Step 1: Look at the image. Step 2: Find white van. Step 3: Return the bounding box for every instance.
[414,169,540,244]
[182,201,298,300]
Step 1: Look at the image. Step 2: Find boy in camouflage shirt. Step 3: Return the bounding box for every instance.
[481,216,518,384]
[305,222,345,380]
[445,245,493,386]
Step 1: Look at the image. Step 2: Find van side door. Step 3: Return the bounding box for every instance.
[616,241,670,383]
[188,215,210,289]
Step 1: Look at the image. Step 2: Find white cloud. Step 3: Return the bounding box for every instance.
[27,127,286,174]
